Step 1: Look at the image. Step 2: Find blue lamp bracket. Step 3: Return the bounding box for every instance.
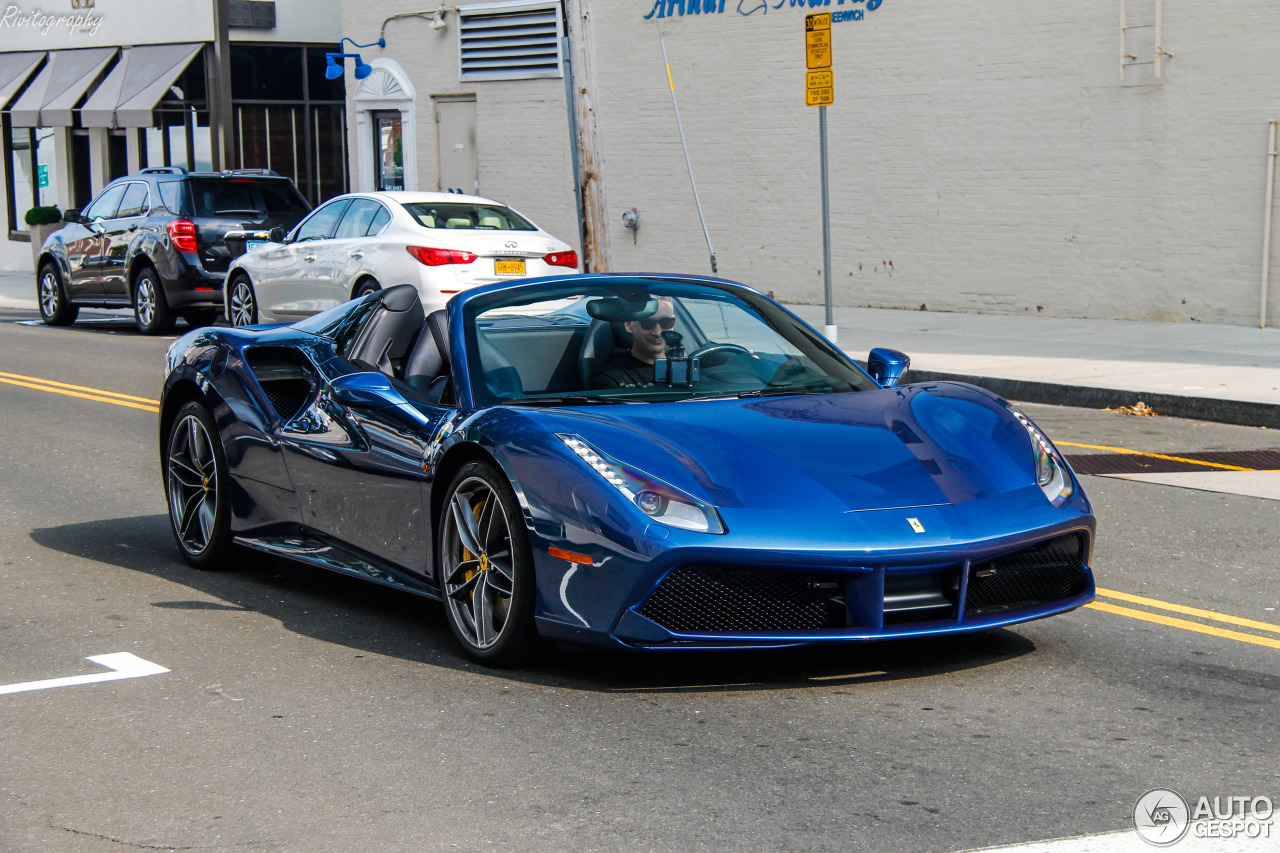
[325,37,386,80]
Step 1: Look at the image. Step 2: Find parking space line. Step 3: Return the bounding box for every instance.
[1097,587,1280,635]
[0,653,169,696]
[1057,441,1253,472]
[0,371,159,413]
[1087,601,1280,650]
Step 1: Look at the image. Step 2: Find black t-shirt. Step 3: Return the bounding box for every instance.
[591,351,654,389]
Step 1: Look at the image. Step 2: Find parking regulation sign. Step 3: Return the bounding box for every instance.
[805,13,834,106]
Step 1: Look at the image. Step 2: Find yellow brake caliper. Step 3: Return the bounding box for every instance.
[461,500,486,585]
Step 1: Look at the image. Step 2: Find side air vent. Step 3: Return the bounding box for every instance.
[458,2,563,82]
[244,348,314,422]
[965,533,1088,617]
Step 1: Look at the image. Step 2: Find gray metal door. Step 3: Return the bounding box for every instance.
[436,97,478,195]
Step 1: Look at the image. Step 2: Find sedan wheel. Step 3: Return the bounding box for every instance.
[439,462,538,664]
[228,276,257,327]
[165,402,232,568]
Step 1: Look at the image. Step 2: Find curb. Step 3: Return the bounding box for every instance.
[907,370,1280,430]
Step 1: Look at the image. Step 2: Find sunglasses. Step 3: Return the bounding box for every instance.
[637,316,676,331]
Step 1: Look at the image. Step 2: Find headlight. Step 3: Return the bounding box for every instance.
[1011,410,1074,504]
[558,434,725,534]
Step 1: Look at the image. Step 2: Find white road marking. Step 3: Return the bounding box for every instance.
[1103,471,1280,502]
[957,826,1264,852]
[0,653,169,696]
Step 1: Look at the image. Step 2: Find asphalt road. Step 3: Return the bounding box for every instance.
[1,305,1277,853]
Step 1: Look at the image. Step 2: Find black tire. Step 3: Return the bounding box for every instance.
[37,261,78,326]
[438,460,540,666]
[133,266,175,335]
[184,308,221,328]
[352,277,381,299]
[227,274,258,327]
[163,401,234,569]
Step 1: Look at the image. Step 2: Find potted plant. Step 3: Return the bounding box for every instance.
[25,205,63,271]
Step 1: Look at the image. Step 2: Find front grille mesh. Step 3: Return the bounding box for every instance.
[639,565,844,632]
[964,533,1087,617]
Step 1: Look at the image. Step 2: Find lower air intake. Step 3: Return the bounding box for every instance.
[964,533,1088,617]
[639,565,846,632]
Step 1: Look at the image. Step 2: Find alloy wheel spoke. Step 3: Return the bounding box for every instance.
[447,571,479,603]
[445,557,480,587]
[168,462,202,490]
[486,562,515,597]
[178,490,205,542]
[450,492,484,557]
[474,573,494,647]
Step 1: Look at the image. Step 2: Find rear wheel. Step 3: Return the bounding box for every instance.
[37,262,78,326]
[133,266,175,335]
[439,461,539,666]
[228,274,257,327]
[353,277,381,299]
[164,401,233,568]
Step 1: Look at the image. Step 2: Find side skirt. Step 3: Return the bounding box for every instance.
[235,531,442,601]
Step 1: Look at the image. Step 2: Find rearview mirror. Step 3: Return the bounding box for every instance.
[867,347,911,388]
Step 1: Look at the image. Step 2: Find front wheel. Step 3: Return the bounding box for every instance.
[37,262,78,326]
[133,267,175,335]
[227,274,258,327]
[164,401,234,568]
[438,461,539,666]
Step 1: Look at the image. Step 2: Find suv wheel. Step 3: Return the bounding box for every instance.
[133,266,175,335]
[37,262,78,326]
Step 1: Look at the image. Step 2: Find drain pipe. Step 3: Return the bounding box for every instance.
[1261,119,1277,328]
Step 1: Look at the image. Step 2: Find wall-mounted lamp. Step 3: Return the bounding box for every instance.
[325,37,386,80]
[429,7,448,30]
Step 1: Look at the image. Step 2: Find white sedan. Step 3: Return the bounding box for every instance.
[223,191,579,326]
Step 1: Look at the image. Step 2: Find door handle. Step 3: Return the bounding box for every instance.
[349,250,364,259]
[303,255,316,262]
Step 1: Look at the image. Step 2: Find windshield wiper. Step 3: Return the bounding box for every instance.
[737,384,836,398]
[505,394,635,406]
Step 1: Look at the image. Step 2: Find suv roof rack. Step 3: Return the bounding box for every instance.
[228,168,281,177]
[140,166,187,175]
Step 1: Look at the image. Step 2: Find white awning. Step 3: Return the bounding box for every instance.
[0,52,46,110]
[81,43,204,129]
[8,47,116,127]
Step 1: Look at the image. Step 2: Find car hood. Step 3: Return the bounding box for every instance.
[541,383,1040,513]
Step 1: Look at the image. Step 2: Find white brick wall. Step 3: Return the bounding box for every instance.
[342,0,1280,325]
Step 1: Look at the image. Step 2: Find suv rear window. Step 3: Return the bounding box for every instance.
[188,178,311,220]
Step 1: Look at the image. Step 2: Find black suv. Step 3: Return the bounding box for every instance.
[35,167,312,334]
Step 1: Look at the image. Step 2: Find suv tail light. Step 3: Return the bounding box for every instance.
[406,245,477,266]
[543,250,578,269]
[168,219,198,253]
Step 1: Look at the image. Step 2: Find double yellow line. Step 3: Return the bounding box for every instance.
[0,370,159,413]
[1058,440,1256,472]
[1090,587,1280,650]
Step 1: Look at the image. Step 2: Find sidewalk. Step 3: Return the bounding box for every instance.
[786,303,1280,428]
[3,268,1277,426]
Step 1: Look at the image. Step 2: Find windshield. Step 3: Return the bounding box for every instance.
[400,202,536,231]
[464,279,876,407]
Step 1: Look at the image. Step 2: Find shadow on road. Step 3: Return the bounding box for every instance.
[31,514,1037,693]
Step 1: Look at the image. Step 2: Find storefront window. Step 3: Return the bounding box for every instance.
[7,126,34,233]
[34,128,59,208]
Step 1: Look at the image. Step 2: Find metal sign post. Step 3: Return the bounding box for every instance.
[805,13,836,343]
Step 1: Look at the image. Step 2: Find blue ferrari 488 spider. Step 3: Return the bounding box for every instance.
[161,274,1095,664]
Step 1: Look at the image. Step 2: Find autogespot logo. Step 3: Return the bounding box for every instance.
[1134,788,1191,846]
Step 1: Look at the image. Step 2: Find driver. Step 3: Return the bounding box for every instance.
[590,297,676,389]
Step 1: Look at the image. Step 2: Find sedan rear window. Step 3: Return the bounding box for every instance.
[400,202,536,231]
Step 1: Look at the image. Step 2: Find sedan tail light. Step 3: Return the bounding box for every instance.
[406,245,477,266]
[167,219,198,253]
[543,250,578,269]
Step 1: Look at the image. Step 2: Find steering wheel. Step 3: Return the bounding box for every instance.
[690,342,751,363]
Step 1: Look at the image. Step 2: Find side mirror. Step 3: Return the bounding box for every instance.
[63,209,81,223]
[867,347,911,388]
[268,226,287,243]
[329,372,431,430]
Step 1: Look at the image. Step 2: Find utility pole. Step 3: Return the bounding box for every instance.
[208,0,234,171]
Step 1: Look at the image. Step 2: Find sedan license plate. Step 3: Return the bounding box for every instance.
[246,240,267,252]
[494,258,526,276]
